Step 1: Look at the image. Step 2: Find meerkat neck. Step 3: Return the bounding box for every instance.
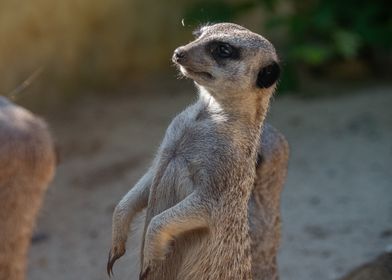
[198,86,269,133]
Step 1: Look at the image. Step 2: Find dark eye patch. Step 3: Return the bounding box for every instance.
[207,41,240,61]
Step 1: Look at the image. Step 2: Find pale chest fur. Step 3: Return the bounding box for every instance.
[142,99,258,280]
[148,100,258,213]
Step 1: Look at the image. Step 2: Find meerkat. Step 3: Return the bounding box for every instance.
[0,97,56,280]
[108,23,281,280]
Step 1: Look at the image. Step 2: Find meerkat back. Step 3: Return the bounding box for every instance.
[0,97,56,280]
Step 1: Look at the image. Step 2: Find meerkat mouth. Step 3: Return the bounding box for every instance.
[181,67,214,80]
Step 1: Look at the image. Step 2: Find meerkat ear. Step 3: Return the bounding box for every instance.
[256,61,280,89]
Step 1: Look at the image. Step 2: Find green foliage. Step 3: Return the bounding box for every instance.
[184,1,255,25]
[276,0,391,61]
[184,0,392,91]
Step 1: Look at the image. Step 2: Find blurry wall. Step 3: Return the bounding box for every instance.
[1,0,390,109]
[0,0,197,107]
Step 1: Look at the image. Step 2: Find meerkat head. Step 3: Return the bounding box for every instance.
[172,23,280,96]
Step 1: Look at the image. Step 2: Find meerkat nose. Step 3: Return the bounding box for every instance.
[173,47,187,63]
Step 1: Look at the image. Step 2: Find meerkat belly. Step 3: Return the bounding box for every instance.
[147,156,194,218]
[146,112,228,213]
[144,122,230,221]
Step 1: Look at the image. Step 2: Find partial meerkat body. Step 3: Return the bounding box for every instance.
[108,23,281,280]
[0,97,56,280]
[250,124,288,279]
[339,252,392,280]
[110,124,288,280]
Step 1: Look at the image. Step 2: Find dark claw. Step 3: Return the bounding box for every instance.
[107,251,114,277]
[139,265,151,280]
[106,246,126,277]
[107,250,120,277]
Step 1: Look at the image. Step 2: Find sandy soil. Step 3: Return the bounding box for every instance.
[27,83,392,280]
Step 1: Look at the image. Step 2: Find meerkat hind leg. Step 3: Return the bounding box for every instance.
[108,169,153,275]
[142,192,210,274]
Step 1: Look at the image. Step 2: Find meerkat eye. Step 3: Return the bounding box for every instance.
[217,43,233,58]
[209,42,239,61]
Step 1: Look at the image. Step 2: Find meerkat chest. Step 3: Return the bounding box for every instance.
[146,108,227,216]
[158,112,239,173]
[152,105,255,199]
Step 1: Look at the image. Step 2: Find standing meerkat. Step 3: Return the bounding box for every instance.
[0,97,56,280]
[108,23,281,280]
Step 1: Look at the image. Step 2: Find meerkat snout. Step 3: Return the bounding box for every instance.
[173,23,280,93]
[173,47,187,63]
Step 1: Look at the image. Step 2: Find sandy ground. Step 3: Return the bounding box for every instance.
[27,83,392,280]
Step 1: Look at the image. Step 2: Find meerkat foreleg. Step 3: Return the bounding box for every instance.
[141,192,210,276]
[107,169,153,275]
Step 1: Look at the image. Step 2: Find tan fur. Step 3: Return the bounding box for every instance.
[108,23,284,280]
[250,124,288,279]
[112,124,289,280]
[0,97,56,280]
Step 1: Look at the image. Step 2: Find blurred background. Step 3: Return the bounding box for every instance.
[2,0,391,279]
[2,0,391,105]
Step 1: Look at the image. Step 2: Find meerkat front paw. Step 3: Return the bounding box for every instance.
[143,216,174,265]
[139,263,152,280]
[142,238,173,265]
[140,235,170,280]
[107,243,126,276]
[140,241,171,280]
